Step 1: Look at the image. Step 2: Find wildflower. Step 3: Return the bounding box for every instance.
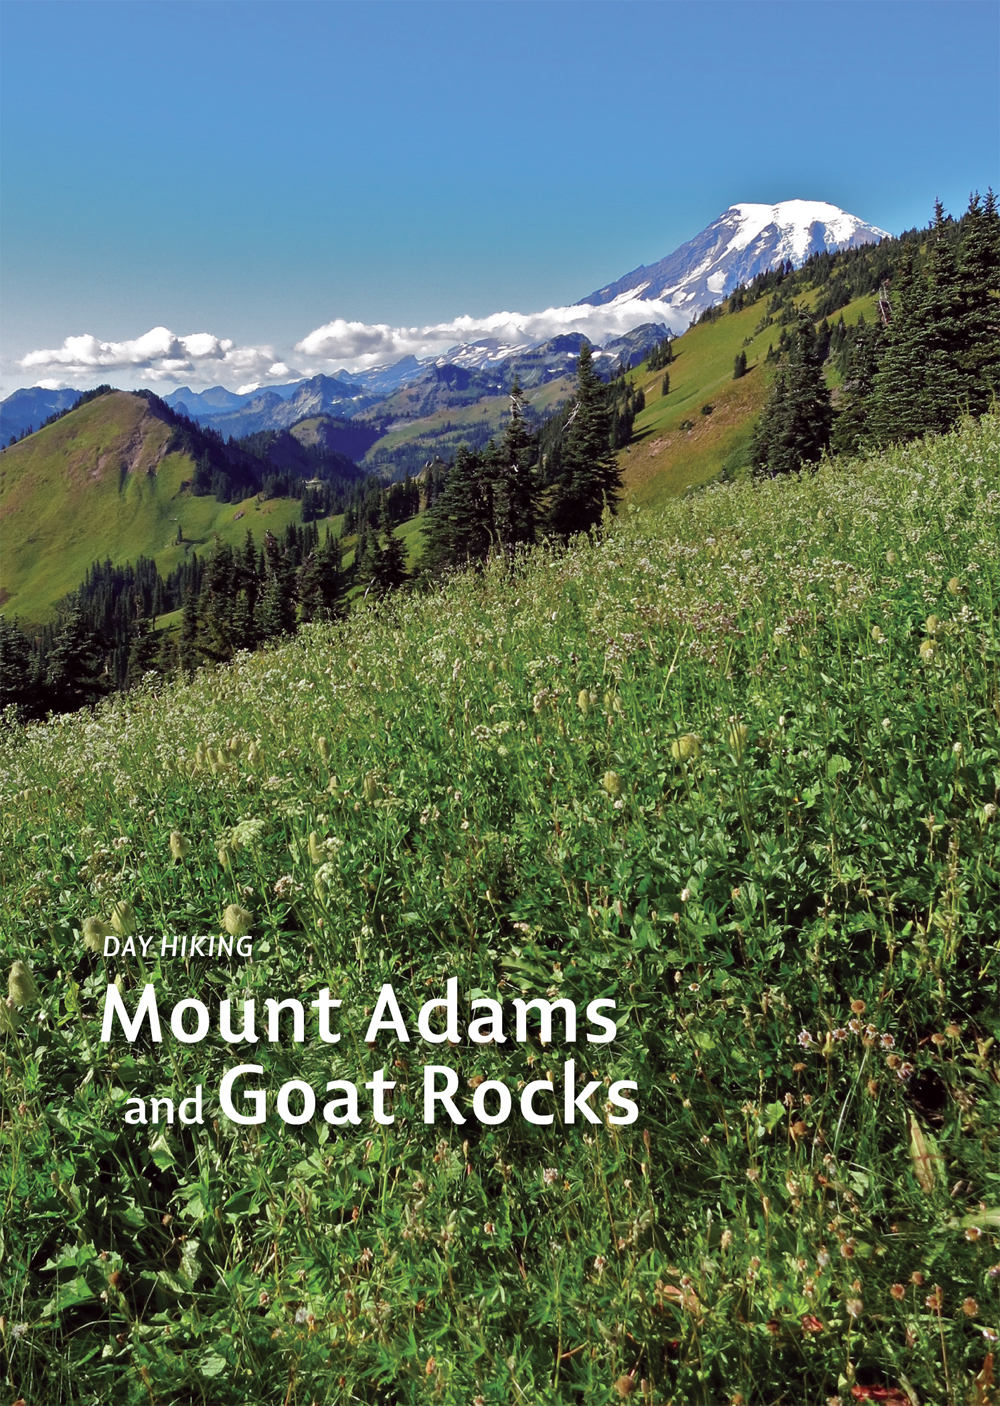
[109,902,135,937]
[925,1286,944,1311]
[542,1167,559,1187]
[223,904,253,937]
[483,1221,495,1236]
[965,1226,982,1242]
[798,1030,814,1048]
[593,1255,607,1273]
[890,1283,906,1301]
[845,1297,863,1319]
[896,1062,914,1081]
[169,831,190,860]
[963,1297,979,1317]
[82,916,110,953]
[832,1027,847,1041]
[870,625,885,643]
[925,614,940,634]
[602,770,623,798]
[952,742,963,758]
[880,1033,895,1049]
[680,887,691,902]
[671,733,701,761]
[8,961,39,1008]
[919,639,937,663]
[850,999,866,1014]
[614,1377,636,1397]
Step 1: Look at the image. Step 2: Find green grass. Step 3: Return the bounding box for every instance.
[2,415,998,1406]
[619,292,881,507]
[0,392,346,623]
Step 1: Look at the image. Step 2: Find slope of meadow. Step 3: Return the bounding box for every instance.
[0,392,346,624]
[1,417,998,1406]
[619,293,880,506]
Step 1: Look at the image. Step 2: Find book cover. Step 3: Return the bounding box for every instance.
[2,5,998,1405]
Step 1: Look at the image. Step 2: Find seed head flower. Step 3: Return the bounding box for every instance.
[169,831,190,860]
[223,904,253,937]
[0,999,18,1035]
[920,639,937,663]
[308,832,325,865]
[82,916,110,953]
[925,614,940,635]
[846,1297,863,1319]
[109,902,135,937]
[947,577,961,596]
[890,1283,906,1301]
[728,723,749,753]
[8,961,39,1008]
[963,1297,979,1317]
[577,689,592,715]
[886,550,899,566]
[870,625,885,643]
[671,733,701,761]
[363,773,378,803]
[602,770,623,798]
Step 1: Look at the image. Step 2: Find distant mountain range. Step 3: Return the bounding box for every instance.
[1,199,888,443]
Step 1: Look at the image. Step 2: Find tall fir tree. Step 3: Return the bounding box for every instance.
[423,447,496,573]
[491,377,539,554]
[956,189,1000,414]
[547,344,622,537]
[752,314,833,475]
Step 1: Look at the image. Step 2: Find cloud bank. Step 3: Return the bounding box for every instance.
[14,293,687,391]
[17,327,290,389]
[295,293,686,369]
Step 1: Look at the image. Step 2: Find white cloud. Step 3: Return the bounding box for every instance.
[295,292,688,370]
[17,326,291,387]
[12,292,689,395]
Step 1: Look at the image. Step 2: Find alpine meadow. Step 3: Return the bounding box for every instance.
[3,78,1000,1403]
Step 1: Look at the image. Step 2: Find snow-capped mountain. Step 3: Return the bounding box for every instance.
[579,200,889,326]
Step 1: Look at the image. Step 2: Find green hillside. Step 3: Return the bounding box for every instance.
[2,415,997,1405]
[619,292,879,505]
[0,391,344,623]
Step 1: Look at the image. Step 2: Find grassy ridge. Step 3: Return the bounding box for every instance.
[1,416,998,1404]
[0,392,345,623]
[619,293,880,504]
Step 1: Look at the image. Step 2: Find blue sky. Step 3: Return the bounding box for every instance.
[1,0,997,393]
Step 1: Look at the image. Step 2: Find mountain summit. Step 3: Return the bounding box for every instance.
[580,200,889,326]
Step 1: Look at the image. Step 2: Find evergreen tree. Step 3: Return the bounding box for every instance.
[831,318,882,455]
[956,189,1000,414]
[547,344,622,537]
[45,605,107,710]
[298,533,344,622]
[752,314,833,475]
[491,377,539,554]
[661,371,670,397]
[0,616,38,715]
[358,499,408,600]
[733,351,747,380]
[423,447,496,572]
[256,531,298,639]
